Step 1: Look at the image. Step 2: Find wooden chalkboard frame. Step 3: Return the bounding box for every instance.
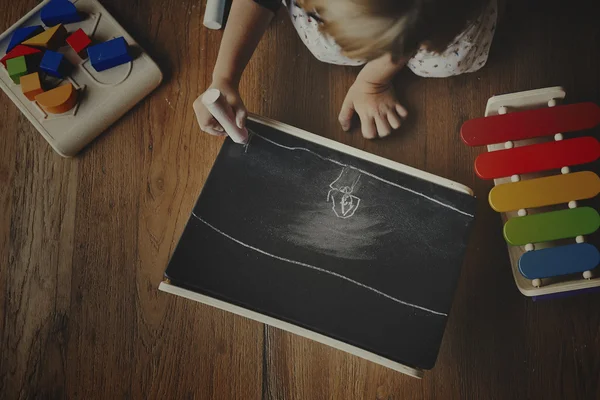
[159,114,476,378]
[240,115,474,197]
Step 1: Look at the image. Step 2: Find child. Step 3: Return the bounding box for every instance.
[194,0,498,139]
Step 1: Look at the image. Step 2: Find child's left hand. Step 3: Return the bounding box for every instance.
[338,81,408,139]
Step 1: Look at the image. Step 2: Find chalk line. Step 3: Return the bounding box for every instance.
[191,212,448,317]
[246,130,474,218]
[243,131,255,153]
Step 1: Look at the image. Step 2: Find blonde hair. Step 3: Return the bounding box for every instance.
[299,0,488,61]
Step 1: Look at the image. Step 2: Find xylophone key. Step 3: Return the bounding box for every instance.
[504,207,600,246]
[519,243,600,280]
[489,171,600,212]
[461,102,600,146]
[475,137,600,179]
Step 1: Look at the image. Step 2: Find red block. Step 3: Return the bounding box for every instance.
[461,102,600,146]
[66,28,92,59]
[1,45,42,68]
[474,137,600,179]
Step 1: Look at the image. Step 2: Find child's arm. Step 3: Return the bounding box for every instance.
[338,53,409,139]
[194,0,275,136]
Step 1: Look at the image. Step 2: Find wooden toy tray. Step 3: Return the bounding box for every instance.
[0,0,163,157]
[485,87,600,297]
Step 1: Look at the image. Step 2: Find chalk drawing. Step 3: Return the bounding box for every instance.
[246,129,474,218]
[192,212,448,317]
[327,168,361,219]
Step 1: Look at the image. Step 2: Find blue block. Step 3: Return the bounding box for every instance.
[40,50,72,78]
[6,26,44,53]
[41,0,82,27]
[88,37,132,72]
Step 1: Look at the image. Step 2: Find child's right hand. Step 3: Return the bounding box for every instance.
[193,80,248,136]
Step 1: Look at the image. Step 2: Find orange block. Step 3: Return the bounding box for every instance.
[22,25,68,50]
[35,83,78,114]
[20,72,44,101]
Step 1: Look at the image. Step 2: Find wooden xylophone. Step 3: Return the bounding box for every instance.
[462,87,600,298]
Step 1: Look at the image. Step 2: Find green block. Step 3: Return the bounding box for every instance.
[7,56,29,85]
[504,207,600,246]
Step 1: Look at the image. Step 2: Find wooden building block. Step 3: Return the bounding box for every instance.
[1,45,42,68]
[7,56,30,84]
[35,83,78,114]
[88,37,132,72]
[40,50,72,78]
[41,0,82,26]
[22,24,68,50]
[20,72,44,101]
[6,25,44,53]
[66,28,92,59]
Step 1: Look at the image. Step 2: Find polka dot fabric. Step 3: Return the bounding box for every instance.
[282,0,497,76]
[407,0,498,77]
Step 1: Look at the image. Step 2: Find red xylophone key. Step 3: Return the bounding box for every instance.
[475,136,600,179]
[461,102,600,146]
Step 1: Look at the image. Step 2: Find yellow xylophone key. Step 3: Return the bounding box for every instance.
[489,171,600,212]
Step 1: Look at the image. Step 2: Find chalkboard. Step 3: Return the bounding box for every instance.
[163,116,476,374]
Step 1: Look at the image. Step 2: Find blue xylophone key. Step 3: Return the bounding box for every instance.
[519,243,600,280]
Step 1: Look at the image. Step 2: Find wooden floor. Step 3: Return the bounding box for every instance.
[2,0,600,398]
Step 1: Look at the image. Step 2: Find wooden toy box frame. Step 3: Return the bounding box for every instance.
[485,87,600,297]
[0,0,163,157]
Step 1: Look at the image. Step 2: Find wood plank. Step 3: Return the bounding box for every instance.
[0,115,78,396]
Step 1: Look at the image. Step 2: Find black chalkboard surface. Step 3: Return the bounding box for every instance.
[160,115,476,377]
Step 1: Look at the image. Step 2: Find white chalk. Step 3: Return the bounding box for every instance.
[203,0,226,30]
[202,89,248,144]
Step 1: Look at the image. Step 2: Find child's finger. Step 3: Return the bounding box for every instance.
[202,116,226,136]
[375,116,392,138]
[358,113,377,139]
[338,101,355,132]
[235,106,248,129]
[395,104,408,119]
[387,111,403,130]
[211,123,225,134]
[193,97,224,134]
[205,122,226,136]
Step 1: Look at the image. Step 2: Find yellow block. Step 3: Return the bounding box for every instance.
[22,25,67,50]
[489,171,600,212]
[20,72,44,101]
[35,83,78,114]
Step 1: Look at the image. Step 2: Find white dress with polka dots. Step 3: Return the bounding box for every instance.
[285,0,498,77]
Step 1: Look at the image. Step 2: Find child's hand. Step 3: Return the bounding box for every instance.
[193,79,248,136]
[338,81,408,139]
